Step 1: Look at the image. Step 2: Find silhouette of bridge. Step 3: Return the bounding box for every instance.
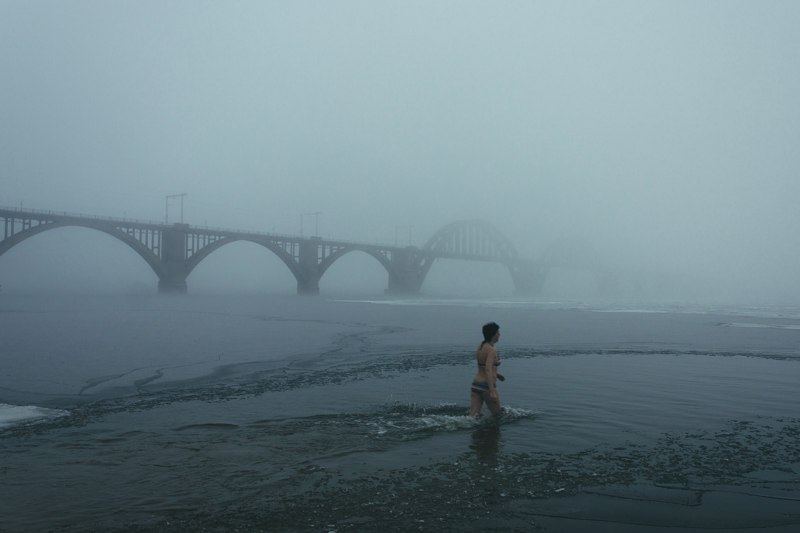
[1,207,547,294]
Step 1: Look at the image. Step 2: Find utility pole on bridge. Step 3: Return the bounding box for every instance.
[300,211,321,236]
[165,193,187,224]
[395,225,414,246]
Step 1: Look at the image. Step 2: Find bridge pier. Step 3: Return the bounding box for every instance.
[296,238,322,295]
[510,259,546,295]
[158,224,190,294]
[386,248,424,294]
[158,278,188,293]
[296,283,320,295]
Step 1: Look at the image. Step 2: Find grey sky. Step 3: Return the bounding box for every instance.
[1,1,799,300]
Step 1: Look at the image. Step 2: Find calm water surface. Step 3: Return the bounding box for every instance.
[1,294,799,532]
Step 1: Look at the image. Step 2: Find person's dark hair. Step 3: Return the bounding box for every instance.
[481,322,500,344]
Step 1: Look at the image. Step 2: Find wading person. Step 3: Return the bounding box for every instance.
[469,321,504,417]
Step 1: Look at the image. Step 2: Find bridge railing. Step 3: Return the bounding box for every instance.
[0,205,296,237]
[0,205,417,251]
[0,205,164,226]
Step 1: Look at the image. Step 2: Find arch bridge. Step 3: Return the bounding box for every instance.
[0,208,544,294]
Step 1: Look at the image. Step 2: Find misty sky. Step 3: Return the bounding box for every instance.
[1,1,799,300]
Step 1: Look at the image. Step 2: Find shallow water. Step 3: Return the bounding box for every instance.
[1,295,799,531]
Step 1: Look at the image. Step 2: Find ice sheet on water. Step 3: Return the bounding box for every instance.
[722,322,800,330]
[335,297,800,319]
[0,402,69,429]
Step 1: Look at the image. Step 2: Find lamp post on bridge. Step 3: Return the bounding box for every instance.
[160,194,189,293]
[300,211,321,237]
[165,193,187,224]
[395,225,414,246]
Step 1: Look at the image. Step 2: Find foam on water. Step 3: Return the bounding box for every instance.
[368,403,537,437]
[0,403,69,429]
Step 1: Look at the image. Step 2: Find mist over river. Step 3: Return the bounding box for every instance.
[1,294,799,532]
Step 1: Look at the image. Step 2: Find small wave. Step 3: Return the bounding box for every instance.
[368,403,537,437]
[721,322,800,330]
[0,402,69,429]
[172,423,240,432]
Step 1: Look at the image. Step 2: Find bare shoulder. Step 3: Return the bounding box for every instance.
[479,343,497,360]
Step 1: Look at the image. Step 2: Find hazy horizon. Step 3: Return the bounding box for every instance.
[2,1,799,302]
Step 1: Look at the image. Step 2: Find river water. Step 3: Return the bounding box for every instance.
[1,294,799,532]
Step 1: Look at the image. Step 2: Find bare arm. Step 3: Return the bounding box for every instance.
[485,346,499,397]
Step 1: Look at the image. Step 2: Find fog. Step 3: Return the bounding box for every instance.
[1,1,799,302]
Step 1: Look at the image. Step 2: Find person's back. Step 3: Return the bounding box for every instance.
[469,322,502,417]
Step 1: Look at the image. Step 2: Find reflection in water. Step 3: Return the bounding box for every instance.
[470,421,501,463]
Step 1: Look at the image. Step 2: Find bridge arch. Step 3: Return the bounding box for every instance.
[185,236,304,283]
[318,246,394,278]
[416,220,522,292]
[423,220,519,261]
[0,221,166,279]
[317,246,396,292]
[182,237,304,292]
